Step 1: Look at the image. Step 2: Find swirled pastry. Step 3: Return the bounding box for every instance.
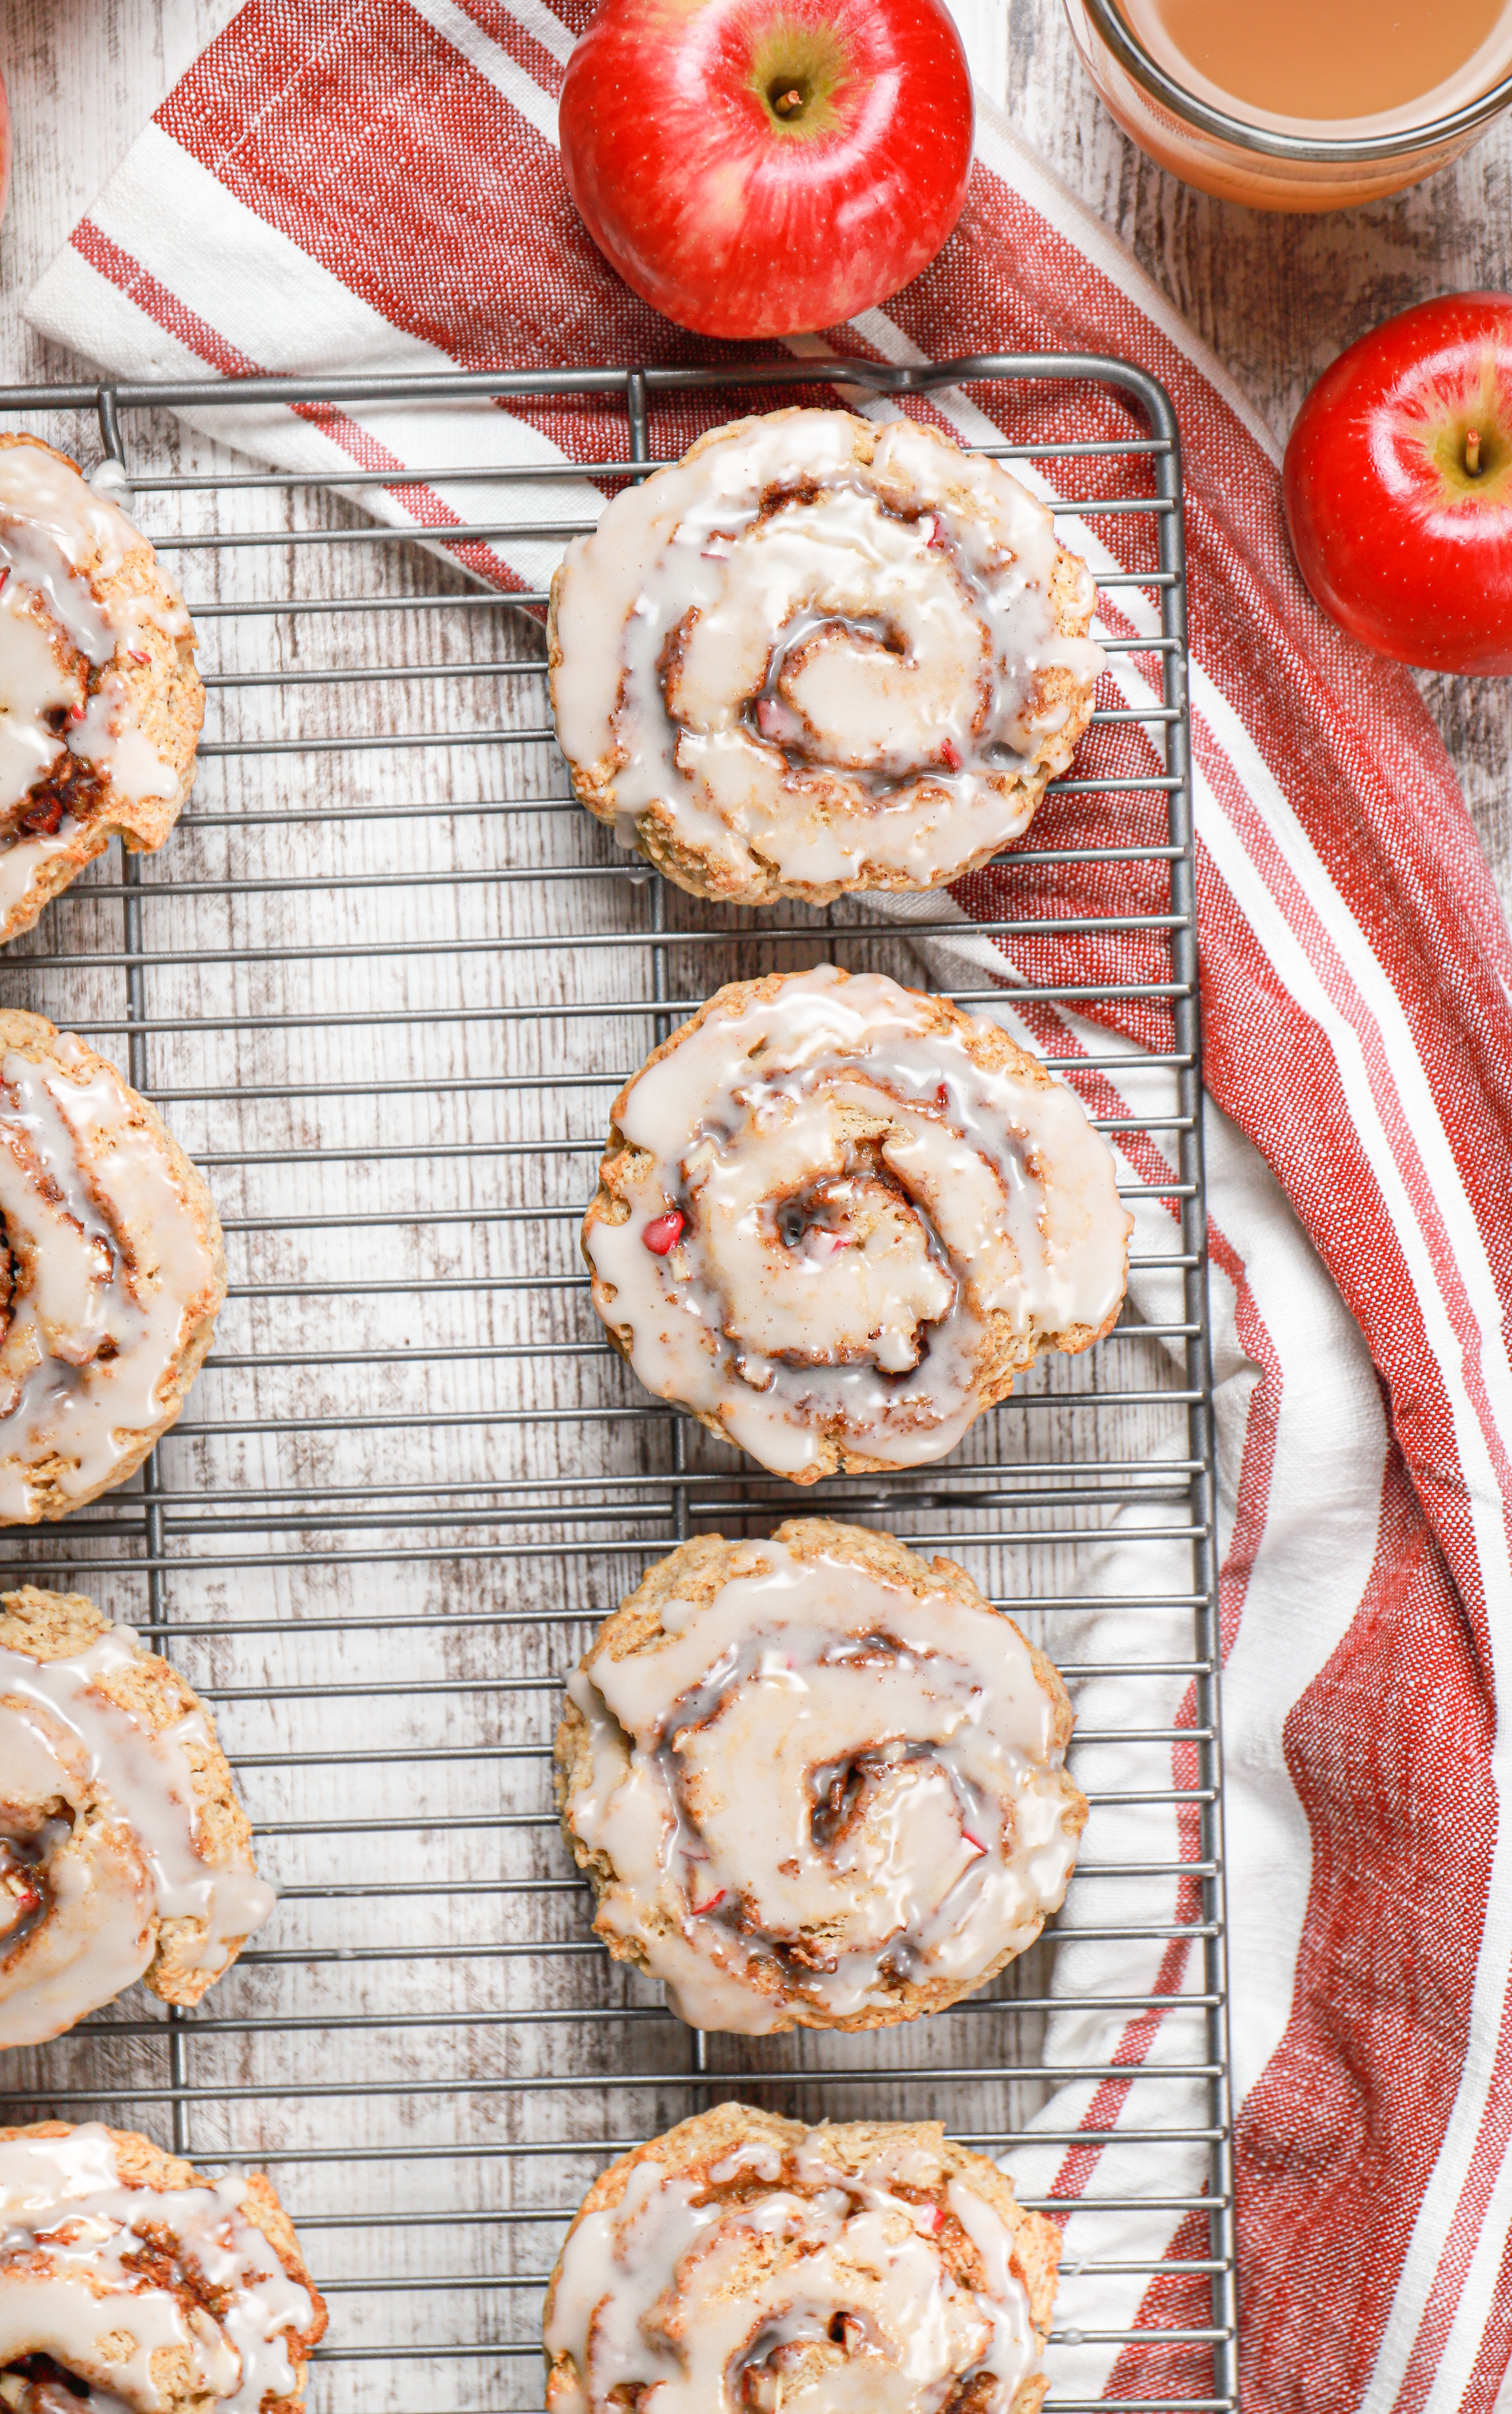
[0,1011,224,1523]
[549,408,1103,905]
[0,2121,325,2412]
[582,966,1131,1481]
[557,1520,1086,2033]
[0,437,202,946]
[0,1586,274,2050]
[544,2104,1058,2414]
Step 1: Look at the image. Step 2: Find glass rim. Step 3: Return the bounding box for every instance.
[1080,0,1512,161]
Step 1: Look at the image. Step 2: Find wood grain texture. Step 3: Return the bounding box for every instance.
[1,0,1508,915]
[0,10,1479,2410]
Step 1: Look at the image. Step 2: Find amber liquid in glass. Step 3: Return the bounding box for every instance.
[1116,0,1512,130]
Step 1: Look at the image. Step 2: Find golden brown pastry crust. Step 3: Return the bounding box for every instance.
[0,1009,225,1523]
[543,2104,1058,2414]
[0,2120,326,2414]
[556,1520,1087,2031]
[582,971,1128,1482]
[548,408,1099,907]
[0,1585,264,2007]
[0,435,203,945]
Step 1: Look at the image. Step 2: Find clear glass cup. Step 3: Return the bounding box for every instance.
[1062,0,1512,210]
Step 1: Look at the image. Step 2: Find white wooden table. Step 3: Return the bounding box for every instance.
[3,0,1506,921]
[0,14,1484,2410]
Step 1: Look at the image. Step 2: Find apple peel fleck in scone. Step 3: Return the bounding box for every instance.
[0,1010,225,1525]
[550,406,1104,906]
[544,2103,1059,2414]
[557,1518,1087,2033]
[0,1585,275,2049]
[581,964,1132,1481]
[0,434,203,944]
[0,2120,325,2412]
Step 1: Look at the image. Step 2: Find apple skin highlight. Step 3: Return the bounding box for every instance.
[1283,292,1512,677]
[558,0,974,340]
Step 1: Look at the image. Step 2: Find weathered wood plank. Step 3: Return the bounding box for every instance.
[0,13,1466,2414]
[3,0,1507,912]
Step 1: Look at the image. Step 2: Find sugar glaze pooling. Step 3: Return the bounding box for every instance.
[586,967,1132,1477]
[552,411,1104,896]
[0,1623,275,2048]
[0,2126,312,2412]
[564,1534,1083,2032]
[545,2128,1040,2414]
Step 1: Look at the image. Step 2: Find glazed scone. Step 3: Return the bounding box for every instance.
[0,1586,275,2048]
[549,407,1103,905]
[0,1010,225,1523]
[0,435,203,944]
[0,2120,326,2412]
[557,1520,1087,2033]
[544,2103,1058,2414]
[581,964,1132,1481]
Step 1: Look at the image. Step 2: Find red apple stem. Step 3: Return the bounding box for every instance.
[1466,428,1482,475]
[772,85,803,116]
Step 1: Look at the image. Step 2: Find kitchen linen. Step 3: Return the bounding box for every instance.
[26,8,1512,2410]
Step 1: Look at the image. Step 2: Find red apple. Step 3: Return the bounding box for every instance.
[1283,292,1512,676]
[558,0,974,340]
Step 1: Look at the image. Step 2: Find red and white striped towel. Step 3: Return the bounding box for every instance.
[25,6,1512,2408]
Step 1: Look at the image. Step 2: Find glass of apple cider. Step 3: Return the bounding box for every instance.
[1062,0,1512,209]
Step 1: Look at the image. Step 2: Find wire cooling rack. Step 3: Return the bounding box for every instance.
[0,356,1235,2414]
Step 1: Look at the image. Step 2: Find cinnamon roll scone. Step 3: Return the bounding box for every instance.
[0,436,203,945]
[549,408,1104,905]
[582,966,1132,1480]
[0,2121,325,2412]
[544,2104,1058,2414]
[0,1011,225,1523]
[557,1520,1086,2034]
[0,1586,275,2050]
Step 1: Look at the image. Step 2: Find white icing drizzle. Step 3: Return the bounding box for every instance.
[545,2128,1041,2414]
[0,1036,219,1521]
[563,1533,1082,2033]
[0,824,95,950]
[0,1621,274,2047]
[585,967,1132,1478]
[0,2125,314,2413]
[0,577,86,819]
[552,410,1104,896]
[0,442,188,835]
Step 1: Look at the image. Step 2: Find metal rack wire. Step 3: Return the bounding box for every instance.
[0,355,1235,2414]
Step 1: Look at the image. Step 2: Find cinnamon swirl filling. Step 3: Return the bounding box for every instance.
[544,2107,1057,2414]
[549,408,1103,905]
[557,1522,1085,2034]
[0,1014,225,1523]
[0,1590,274,2048]
[582,967,1132,1481]
[0,2124,323,2414]
[0,437,203,947]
